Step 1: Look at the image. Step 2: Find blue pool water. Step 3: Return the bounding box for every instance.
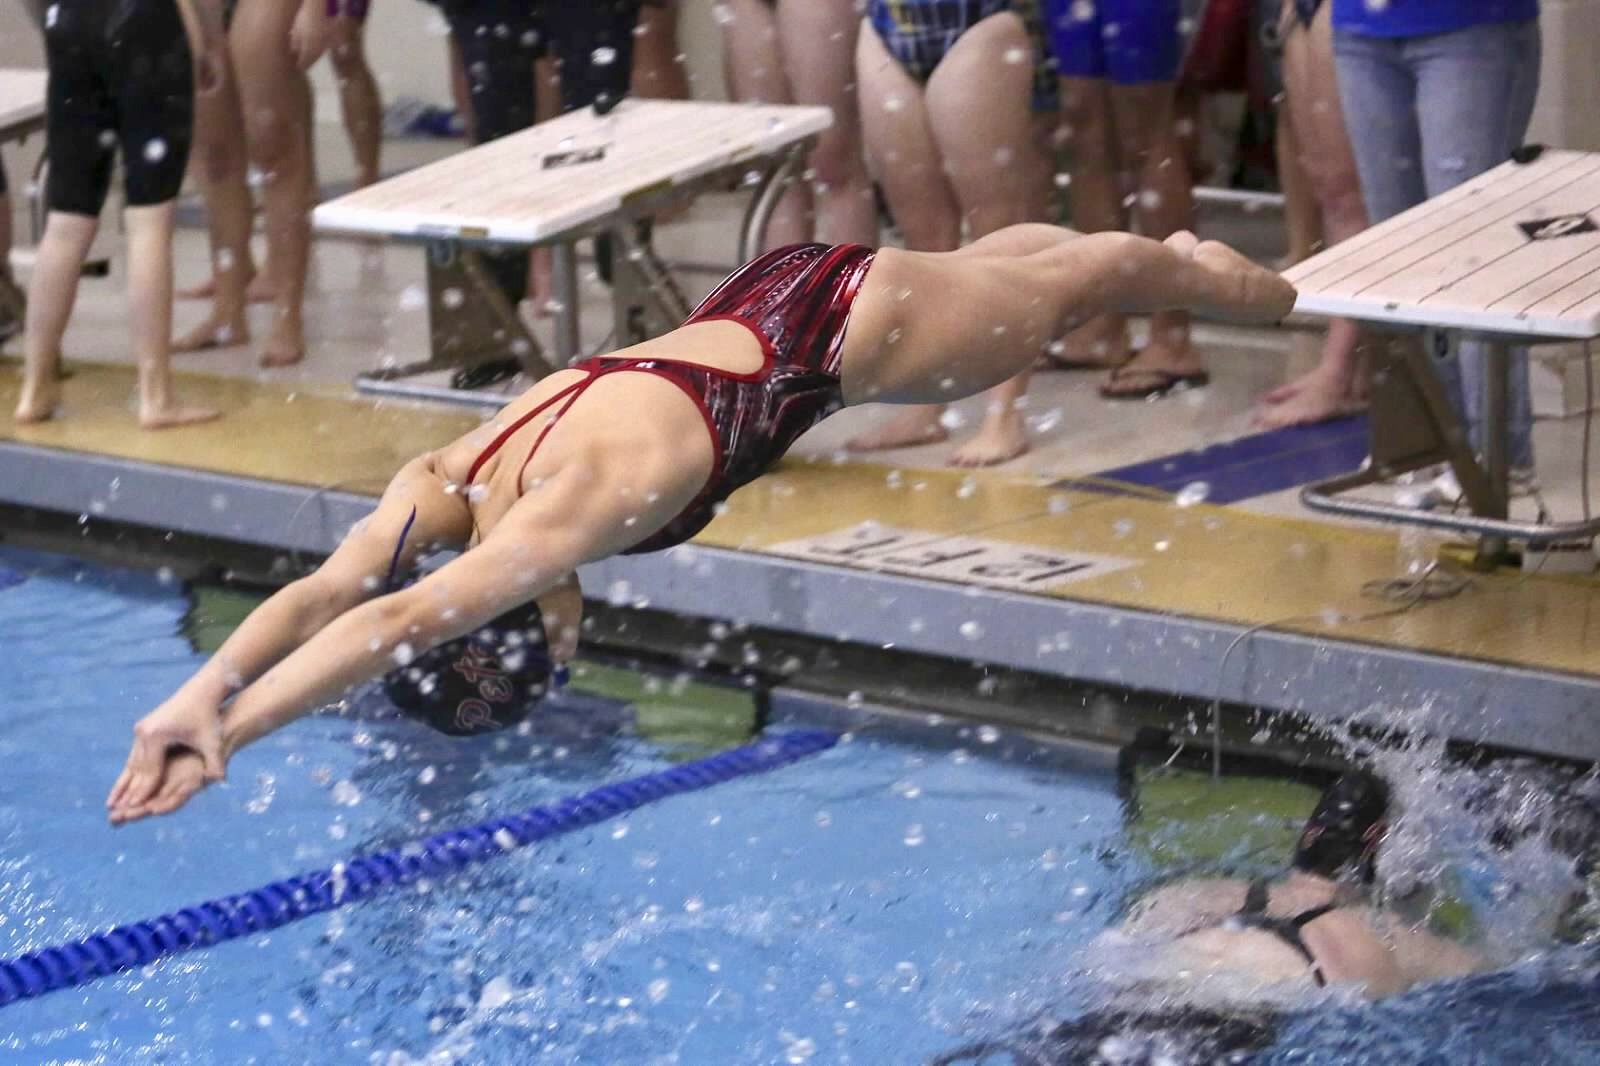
[2,547,1600,1064]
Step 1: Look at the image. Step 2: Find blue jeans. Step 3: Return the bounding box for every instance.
[1333,19,1542,470]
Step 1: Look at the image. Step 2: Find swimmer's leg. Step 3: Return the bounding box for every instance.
[840,227,1295,404]
[15,212,97,423]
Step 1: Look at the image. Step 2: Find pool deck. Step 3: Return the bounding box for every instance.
[4,358,1597,762]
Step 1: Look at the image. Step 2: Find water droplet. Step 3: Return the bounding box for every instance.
[785,1037,817,1063]
[1174,481,1211,507]
[883,95,906,113]
[648,977,670,1003]
[1003,46,1028,64]
[441,287,465,310]
[479,975,515,1011]
[393,642,415,666]
[143,139,167,163]
[331,780,362,806]
[612,823,629,840]
[398,285,426,311]
[958,620,983,640]
[591,46,618,66]
[903,823,926,846]
[977,724,1001,744]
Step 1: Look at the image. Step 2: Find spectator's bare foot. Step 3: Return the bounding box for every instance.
[13,376,60,423]
[1255,367,1365,429]
[178,273,273,304]
[139,402,221,430]
[1039,315,1129,371]
[245,275,280,304]
[173,313,250,353]
[845,406,950,452]
[258,315,304,367]
[948,409,1028,467]
[528,249,556,319]
[1191,239,1298,323]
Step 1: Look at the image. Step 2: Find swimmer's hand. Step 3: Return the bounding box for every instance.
[107,750,209,826]
[106,698,227,825]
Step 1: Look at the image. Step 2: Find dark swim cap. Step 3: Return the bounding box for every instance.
[1293,771,1390,883]
[383,598,553,736]
[931,1008,1279,1065]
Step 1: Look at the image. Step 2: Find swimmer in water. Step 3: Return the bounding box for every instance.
[106,227,1296,824]
[931,773,1494,1066]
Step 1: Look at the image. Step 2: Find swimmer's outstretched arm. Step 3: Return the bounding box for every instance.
[108,460,630,824]
[107,457,471,821]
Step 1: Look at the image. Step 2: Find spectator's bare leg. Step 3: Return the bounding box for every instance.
[329,15,382,188]
[1258,3,1369,428]
[173,49,256,351]
[926,12,1050,466]
[127,203,220,428]
[1053,75,1130,369]
[1099,78,1201,398]
[720,0,810,249]
[843,15,957,454]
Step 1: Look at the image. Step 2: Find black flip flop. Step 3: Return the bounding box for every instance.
[1099,366,1210,400]
[450,357,522,391]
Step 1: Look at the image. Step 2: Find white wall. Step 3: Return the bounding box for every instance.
[1527,0,1600,151]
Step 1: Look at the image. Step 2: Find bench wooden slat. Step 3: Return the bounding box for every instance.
[1288,150,1600,338]
[312,99,833,244]
[0,68,47,135]
[1282,151,1594,291]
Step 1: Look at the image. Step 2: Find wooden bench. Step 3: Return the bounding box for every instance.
[1285,147,1600,558]
[313,98,832,407]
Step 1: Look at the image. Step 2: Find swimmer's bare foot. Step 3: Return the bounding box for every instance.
[140,402,222,430]
[1039,314,1130,371]
[258,315,304,367]
[846,406,950,452]
[1190,239,1298,323]
[13,376,61,423]
[948,409,1029,467]
[173,313,251,352]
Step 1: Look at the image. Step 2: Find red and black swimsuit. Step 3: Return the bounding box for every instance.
[463,242,878,554]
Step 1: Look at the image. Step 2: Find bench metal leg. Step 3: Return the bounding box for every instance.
[355,240,554,402]
[551,240,581,364]
[1477,339,1511,562]
[610,222,694,349]
[1301,330,1599,549]
[738,142,807,264]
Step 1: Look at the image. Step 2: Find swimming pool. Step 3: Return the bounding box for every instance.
[2,546,1599,1065]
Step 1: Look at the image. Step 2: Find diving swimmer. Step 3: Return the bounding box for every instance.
[106,227,1296,824]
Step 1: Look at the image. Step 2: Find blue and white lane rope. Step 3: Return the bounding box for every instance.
[0,729,839,1007]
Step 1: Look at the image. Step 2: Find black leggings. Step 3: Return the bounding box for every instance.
[442,0,644,303]
[44,0,194,217]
